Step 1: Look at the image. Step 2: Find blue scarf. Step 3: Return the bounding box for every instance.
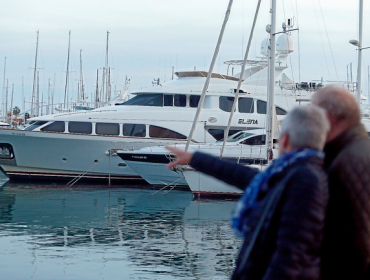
[231,149,324,236]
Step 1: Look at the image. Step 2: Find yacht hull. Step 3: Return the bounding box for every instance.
[0,129,187,185]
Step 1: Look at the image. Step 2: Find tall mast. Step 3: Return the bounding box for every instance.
[47,78,51,115]
[185,0,234,151]
[266,0,277,161]
[2,57,6,121]
[22,76,25,113]
[356,0,363,103]
[79,49,85,103]
[95,69,99,108]
[64,30,71,109]
[37,78,39,116]
[10,84,14,121]
[104,31,110,102]
[5,79,8,122]
[31,31,39,117]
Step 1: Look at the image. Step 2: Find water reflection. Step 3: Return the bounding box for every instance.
[0,182,241,280]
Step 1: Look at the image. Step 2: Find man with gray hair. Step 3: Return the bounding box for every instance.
[167,105,329,279]
[312,86,370,280]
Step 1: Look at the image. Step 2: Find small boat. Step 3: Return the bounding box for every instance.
[117,129,278,191]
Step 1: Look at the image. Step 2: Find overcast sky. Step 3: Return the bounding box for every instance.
[0,0,369,110]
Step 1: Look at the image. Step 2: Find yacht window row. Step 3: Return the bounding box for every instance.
[117,93,287,116]
[25,121,187,139]
[219,97,287,115]
[119,93,200,108]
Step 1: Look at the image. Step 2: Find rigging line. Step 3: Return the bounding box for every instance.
[312,0,331,80]
[317,0,339,82]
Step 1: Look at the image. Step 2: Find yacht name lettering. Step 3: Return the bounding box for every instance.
[238,119,258,125]
[132,155,147,159]
[12,132,25,136]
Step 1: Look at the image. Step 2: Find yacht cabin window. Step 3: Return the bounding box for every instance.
[257,100,287,115]
[219,97,235,112]
[96,123,120,136]
[41,121,65,132]
[207,128,243,141]
[242,134,266,145]
[238,98,254,113]
[164,95,173,106]
[190,96,200,108]
[219,97,255,113]
[120,93,189,107]
[123,124,146,137]
[122,94,163,106]
[24,121,48,131]
[149,125,186,139]
[174,94,186,107]
[68,122,92,134]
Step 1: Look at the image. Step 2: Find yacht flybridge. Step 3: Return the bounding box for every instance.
[0,33,324,184]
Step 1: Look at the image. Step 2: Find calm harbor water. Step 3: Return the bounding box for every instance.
[0,178,241,280]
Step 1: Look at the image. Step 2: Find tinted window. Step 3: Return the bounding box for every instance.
[96,123,119,136]
[190,95,200,108]
[41,121,65,132]
[174,94,186,107]
[121,94,164,106]
[219,96,234,112]
[149,125,186,139]
[257,100,267,114]
[164,95,173,106]
[257,100,286,115]
[276,106,287,115]
[123,124,146,137]
[239,98,254,113]
[23,121,48,131]
[208,129,243,141]
[68,122,92,134]
[242,135,266,145]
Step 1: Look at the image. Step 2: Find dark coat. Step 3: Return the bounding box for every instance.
[321,124,370,280]
[190,152,328,280]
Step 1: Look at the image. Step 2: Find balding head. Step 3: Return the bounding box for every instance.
[311,85,361,141]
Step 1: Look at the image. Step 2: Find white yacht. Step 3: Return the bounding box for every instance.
[0,33,318,184]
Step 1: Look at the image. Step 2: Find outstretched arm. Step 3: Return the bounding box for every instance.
[166,146,258,190]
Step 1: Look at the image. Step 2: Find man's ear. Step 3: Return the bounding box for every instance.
[282,133,290,149]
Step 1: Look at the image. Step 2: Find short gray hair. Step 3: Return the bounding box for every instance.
[280,105,330,151]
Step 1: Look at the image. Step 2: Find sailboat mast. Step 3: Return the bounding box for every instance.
[5,79,8,122]
[105,31,109,102]
[79,49,85,103]
[95,69,99,108]
[356,0,363,103]
[31,31,39,117]
[266,0,277,161]
[10,84,14,122]
[64,31,71,109]
[2,57,6,121]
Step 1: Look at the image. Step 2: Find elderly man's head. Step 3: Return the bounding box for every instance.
[279,105,330,155]
[312,86,361,141]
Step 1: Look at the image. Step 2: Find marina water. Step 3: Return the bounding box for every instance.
[0,178,241,279]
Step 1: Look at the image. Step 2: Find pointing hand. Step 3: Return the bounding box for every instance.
[166,146,193,169]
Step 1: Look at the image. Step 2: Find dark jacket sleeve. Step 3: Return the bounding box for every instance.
[262,167,328,280]
[189,151,259,190]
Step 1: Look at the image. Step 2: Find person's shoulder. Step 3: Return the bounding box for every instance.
[285,160,327,190]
